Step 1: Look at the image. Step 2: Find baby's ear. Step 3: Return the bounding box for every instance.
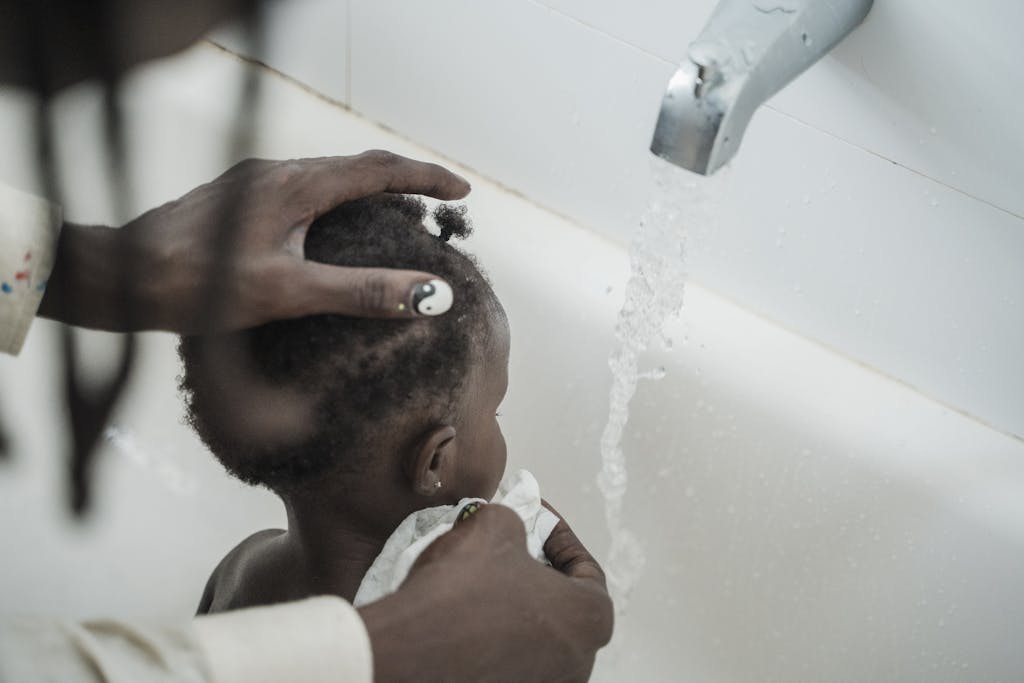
[407,425,457,496]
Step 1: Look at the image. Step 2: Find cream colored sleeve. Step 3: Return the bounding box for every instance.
[0,597,373,683]
[0,183,62,355]
[193,597,373,683]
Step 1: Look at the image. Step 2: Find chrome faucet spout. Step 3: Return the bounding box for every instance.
[650,0,873,175]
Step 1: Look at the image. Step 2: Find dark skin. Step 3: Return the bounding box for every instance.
[40,153,480,446]
[198,507,610,683]
[31,152,614,680]
[5,2,615,680]
[38,153,469,331]
[199,310,513,612]
[198,310,611,681]
[371,504,611,683]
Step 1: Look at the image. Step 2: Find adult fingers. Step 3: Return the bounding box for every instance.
[540,508,615,653]
[416,504,527,568]
[300,151,471,215]
[542,501,608,588]
[544,519,609,587]
[287,261,455,319]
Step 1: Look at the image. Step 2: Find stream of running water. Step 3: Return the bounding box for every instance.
[598,156,727,610]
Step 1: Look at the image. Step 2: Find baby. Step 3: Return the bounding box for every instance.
[180,194,558,613]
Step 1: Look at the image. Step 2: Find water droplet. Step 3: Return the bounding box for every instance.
[644,366,667,381]
[742,42,757,65]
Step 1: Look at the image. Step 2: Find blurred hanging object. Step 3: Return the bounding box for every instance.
[19,0,268,517]
[0,1,251,92]
[0,396,9,460]
[26,0,139,517]
[189,2,320,455]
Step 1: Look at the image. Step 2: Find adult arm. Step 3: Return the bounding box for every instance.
[0,184,62,355]
[36,151,470,335]
[0,597,372,683]
[1,509,611,683]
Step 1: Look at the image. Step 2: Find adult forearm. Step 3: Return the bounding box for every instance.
[38,222,140,330]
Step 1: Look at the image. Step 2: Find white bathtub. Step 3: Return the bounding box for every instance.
[1,44,1022,682]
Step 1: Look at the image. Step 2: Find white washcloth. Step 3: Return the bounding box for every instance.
[353,469,560,607]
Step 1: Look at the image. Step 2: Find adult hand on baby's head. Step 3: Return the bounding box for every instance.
[358,504,614,683]
[39,150,471,333]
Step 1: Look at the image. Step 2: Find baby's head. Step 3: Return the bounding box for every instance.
[179,194,508,523]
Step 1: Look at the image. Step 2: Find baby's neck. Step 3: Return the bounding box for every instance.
[281,503,392,603]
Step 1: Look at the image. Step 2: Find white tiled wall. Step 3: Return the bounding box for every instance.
[227,0,1024,439]
[213,0,349,102]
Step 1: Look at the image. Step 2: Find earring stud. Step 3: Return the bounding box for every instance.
[434,480,442,489]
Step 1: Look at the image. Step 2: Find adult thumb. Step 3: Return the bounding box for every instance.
[294,261,454,319]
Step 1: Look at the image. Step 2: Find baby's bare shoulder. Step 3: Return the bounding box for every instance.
[196,529,286,615]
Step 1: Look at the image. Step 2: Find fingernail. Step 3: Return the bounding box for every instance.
[410,278,453,316]
[456,501,485,524]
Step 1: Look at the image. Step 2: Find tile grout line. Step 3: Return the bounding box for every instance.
[203,39,627,251]
[692,281,1024,446]
[764,105,1024,222]
[524,0,679,66]
[530,1,1024,223]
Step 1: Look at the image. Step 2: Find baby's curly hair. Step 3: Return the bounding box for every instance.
[178,194,499,496]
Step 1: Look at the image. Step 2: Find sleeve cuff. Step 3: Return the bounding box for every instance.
[0,183,62,355]
[192,597,372,683]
